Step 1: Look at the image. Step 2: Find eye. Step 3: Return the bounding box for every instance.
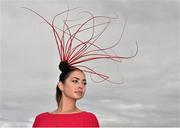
[72,80,78,83]
[83,82,87,86]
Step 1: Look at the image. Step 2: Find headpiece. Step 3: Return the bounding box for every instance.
[24,7,138,84]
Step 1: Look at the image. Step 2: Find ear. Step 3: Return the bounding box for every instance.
[57,82,64,91]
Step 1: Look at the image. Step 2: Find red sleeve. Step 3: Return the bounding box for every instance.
[32,115,40,128]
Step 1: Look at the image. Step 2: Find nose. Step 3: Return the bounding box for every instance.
[78,82,84,89]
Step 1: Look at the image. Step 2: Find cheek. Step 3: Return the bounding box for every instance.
[63,83,73,93]
[82,86,86,93]
[65,85,74,93]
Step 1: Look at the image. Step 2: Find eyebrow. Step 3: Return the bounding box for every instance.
[72,77,86,81]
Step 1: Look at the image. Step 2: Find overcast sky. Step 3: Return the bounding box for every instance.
[1,0,180,127]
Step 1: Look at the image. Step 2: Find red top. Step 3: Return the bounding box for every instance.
[32,111,99,127]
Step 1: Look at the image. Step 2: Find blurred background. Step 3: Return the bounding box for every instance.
[1,0,180,127]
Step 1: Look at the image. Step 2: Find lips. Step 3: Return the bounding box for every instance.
[74,91,83,94]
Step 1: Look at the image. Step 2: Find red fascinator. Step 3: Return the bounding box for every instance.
[24,7,138,84]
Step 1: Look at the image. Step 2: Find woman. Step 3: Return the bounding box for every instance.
[33,61,99,127]
[24,7,137,128]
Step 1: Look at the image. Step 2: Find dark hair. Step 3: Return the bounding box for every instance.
[56,61,81,107]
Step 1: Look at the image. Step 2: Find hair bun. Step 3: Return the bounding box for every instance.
[59,61,70,72]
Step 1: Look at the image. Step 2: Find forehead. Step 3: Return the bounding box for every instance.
[69,70,85,79]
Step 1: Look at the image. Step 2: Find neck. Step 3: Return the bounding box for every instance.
[56,94,78,113]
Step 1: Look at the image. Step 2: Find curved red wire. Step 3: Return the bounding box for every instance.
[23,7,138,84]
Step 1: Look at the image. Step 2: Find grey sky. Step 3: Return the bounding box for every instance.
[1,0,180,127]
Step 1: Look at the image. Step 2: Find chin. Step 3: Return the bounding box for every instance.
[75,96,84,100]
[74,94,85,100]
[73,92,85,100]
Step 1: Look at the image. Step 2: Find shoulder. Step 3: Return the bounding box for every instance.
[84,111,98,118]
[83,111,99,122]
[36,112,48,116]
[34,112,49,119]
[83,111,99,126]
[32,112,49,127]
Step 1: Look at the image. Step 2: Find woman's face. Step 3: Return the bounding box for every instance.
[60,70,86,100]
